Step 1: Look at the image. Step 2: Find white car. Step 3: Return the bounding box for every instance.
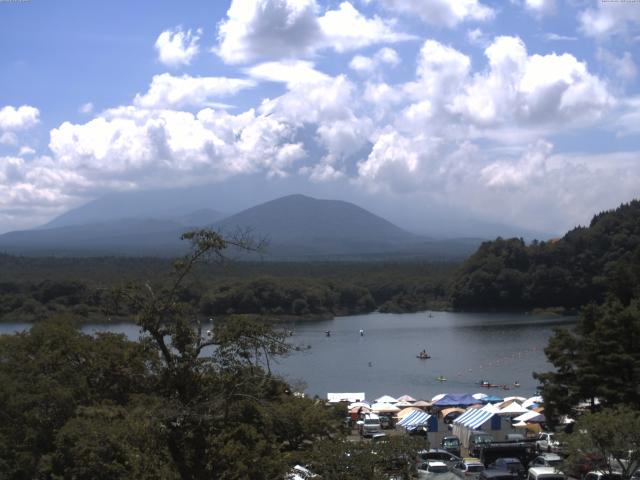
[529,453,563,469]
[286,465,318,479]
[536,432,562,453]
[527,467,566,480]
[418,461,459,480]
[583,471,623,480]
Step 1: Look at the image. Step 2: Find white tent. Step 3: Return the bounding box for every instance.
[371,402,401,413]
[522,396,543,409]
[514,410,545,423]
[375,395,398,403]
[431,393,447,402]
[397,394,417,402]
[472,392,488,400]
[498,402,529,416]
[328,392,365,403]
[394,401,415,408]
[503,396,527,403]
[348,401,371,410]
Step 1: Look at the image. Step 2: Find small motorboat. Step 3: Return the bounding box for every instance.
[417,352,431,359]
[436,376,447,382]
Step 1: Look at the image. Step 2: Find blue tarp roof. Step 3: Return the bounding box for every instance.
[433,394,479,406]
[482,395,504,403]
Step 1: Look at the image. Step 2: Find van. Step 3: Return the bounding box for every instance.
[527,467,566,480]
[361,413,382,437]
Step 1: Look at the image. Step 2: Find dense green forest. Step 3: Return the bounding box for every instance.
[450,200,640,311]
[0,255,454,322]
[0,230,426,479]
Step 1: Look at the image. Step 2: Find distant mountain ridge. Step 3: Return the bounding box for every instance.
[0,194,480,259]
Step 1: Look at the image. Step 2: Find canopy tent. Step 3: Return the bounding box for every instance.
[514,410,545,423]
[375,395,398,403]
[503,396,527,403]
[498,402,529,416]
[522,396,543,409]
[433,394,479,407]
[397,394,416,402]
[439,407,465,419]
[514,421,542,433]
[328,393,365,403]
[397,407,421,419]
[394,401,415,408]
[431,393,447,402]
[483,395,504,403]
[412,400,431,408]
[349,406,371,414]
[371,402,400,413]
[472,393,488,400]
[453,404,499,430]
[398,410,432,429]
[348,401,370,410]
[451,406,482,426]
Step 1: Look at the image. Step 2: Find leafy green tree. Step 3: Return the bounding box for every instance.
[535,298,640,425]
[560,407,640,479]
[0,315,155,479]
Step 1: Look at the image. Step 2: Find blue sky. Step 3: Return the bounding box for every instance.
[1,0,639,235]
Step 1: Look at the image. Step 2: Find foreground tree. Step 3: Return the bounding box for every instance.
[534,297,640,425]
[560,407,640,480]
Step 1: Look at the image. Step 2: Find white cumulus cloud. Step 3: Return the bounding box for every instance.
[579,3,640,39]
[155,27,201,68]
[134,73,256,109]
[349,47,400,74]
[0,105,40,131]
[216,0,412,64]
[380,0,494,27]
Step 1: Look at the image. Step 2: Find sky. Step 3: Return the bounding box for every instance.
[1,0,639,236]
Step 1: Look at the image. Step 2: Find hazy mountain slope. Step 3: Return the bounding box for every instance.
[0,194,479,259]
[215,194,415,242]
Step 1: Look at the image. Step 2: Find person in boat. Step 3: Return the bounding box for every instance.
[359,329,364,336]
[325,330,331,337]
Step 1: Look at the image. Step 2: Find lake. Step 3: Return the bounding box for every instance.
[0,311,574,402]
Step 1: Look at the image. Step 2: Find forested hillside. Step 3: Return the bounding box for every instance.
[0,256,454,322]
[450,200,640,310]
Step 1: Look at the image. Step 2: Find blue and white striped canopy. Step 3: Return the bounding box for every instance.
[398,410,431,428]
[453,407,496,430]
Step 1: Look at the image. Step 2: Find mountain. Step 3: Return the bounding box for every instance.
[0,194,480,259]
[41,189,226,229]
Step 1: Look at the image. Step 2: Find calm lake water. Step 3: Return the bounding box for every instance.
[0,311,575,401]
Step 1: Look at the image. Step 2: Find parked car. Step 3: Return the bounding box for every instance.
[529,454,563,469]
[536,433,563,453]
[479,469,519,480]
[361,413,382,437]
[417,449,461,467]
[442,436,462,457]
[286,465,318,479]
[453,457,486,480]
[417,461,459,480]
[488,458,526,479]
[583,471,623,480]
[526,467,566,480]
